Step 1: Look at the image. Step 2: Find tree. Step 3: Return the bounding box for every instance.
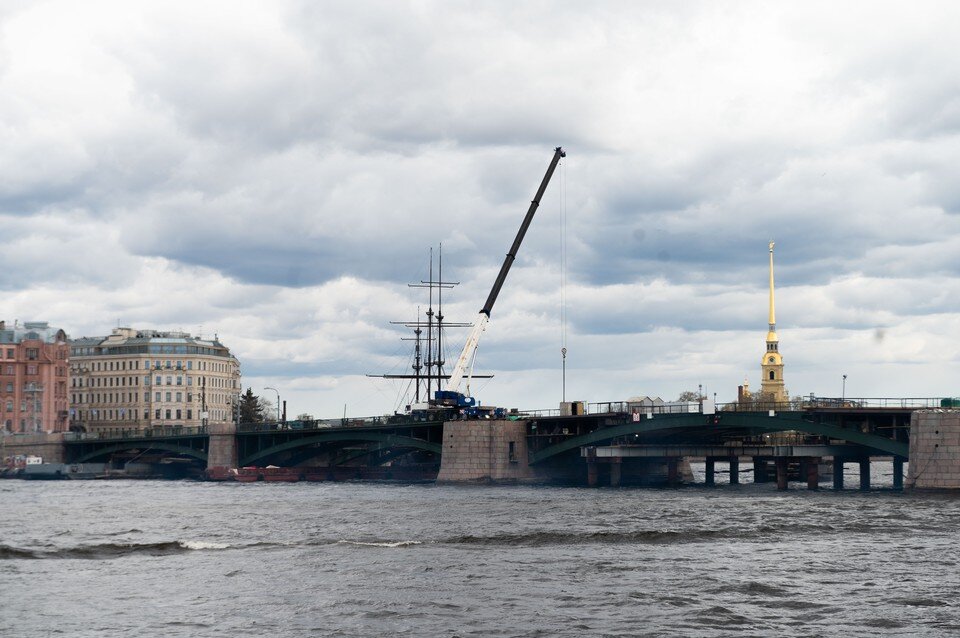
[677,390,701,402]
[259,399,276,422]
[239,388,265,423]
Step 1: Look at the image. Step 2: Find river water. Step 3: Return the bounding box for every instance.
[2,463,959,637]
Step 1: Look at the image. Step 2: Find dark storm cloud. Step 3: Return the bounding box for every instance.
[8,1,960,414]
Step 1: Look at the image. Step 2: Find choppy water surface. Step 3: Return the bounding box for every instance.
[3,466,960,637]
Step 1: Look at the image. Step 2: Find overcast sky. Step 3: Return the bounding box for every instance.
[3,1,960,417]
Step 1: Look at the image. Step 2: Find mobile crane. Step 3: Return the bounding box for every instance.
[435,146,566,413]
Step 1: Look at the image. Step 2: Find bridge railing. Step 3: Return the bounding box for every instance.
[518,396,950,419]
[64,426,208,441]
[236,416,394,433]
[719,397,947,410]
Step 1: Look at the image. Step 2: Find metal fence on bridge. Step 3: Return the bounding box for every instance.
[519,397,948,418]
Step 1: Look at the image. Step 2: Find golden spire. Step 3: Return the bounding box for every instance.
[768,241,776,331]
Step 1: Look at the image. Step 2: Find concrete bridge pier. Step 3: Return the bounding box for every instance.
[906,410,960,489]
[805,456,820,490]
[833,458,845,490]
[753,458,771,483]
[586,460,598,487]
[667,458,680,487]
[775,457,789,490]
[609,458,622,487]
[206,422,237,479]
[705,458,715,486]
[729,458,740,484]
[437,420,537,484]
[859,459,871,491]
[893,457,904,490]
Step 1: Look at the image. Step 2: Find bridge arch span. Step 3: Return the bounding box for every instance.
[239,431,442,467]
[73,442,208,464]
[529,411,908,464]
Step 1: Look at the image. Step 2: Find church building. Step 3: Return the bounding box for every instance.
[760,241,789,403]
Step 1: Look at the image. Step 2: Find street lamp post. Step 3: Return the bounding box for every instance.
[264,386,280,423]
[842,374,847,403]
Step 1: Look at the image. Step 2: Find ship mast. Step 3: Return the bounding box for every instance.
[369,247,489,410]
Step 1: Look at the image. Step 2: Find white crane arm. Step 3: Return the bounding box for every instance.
[444,312,489,393]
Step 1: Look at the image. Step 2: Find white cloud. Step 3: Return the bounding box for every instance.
[3,1,960,416]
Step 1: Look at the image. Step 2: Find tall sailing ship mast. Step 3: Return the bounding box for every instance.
[370,246,490,411]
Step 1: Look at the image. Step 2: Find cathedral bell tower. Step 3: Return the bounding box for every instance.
[760,241,788,403]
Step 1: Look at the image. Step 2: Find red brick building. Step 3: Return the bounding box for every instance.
[0,321,70,433]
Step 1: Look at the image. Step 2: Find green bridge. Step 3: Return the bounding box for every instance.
[59,398,920,487]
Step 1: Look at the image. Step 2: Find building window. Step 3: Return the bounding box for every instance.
[187,393,193,402]
[187,409,192,420]
[3,366,10,375]
[26,348,37,361]
[5,401,11,412]
[176,409,182,420]
[165,392,172,401]
[143,391,149,401]
[26,365,37,375]
[155,392,161,401]
[155,375,162,385]
[187,361,193,370]
[176,392,182,402]
[176,376,182,386]
[4,349,11,359]
[165,376,172,386]
[186,377,193,387]
[769,371,775,380]
[143,409,149,419]
[4,383,10,392]
[165,409,171,419]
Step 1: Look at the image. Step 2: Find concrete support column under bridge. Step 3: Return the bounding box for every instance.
[776,457,789,491]
[806,457,820,490]
[833,458,845,490]
[893,457,904,490]
[609,458,621,487]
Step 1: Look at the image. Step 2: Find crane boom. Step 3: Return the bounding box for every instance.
[443,146,566,399]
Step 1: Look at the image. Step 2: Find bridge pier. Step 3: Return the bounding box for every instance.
[775,457,788,490]
[907,410,960,489]
[437,420,537,484]
[586,460,598,487]
[833,458,845,490]
[667,458,679,487]
[893,457,904,490]
[753,458,771,483]
[806,456,820,490]
[859,459,871,491]
[729,458,740,485]
[206,422,237,479]
[705,458,715,486]
[609,458,621,487]
[1,433,66,464]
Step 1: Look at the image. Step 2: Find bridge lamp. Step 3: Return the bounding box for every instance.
[842,374,847,402]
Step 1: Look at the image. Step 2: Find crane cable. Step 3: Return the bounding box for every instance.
[560,157,568,403]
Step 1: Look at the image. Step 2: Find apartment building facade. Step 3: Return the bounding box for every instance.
[0,321,70,433]
[69,328,241,434]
